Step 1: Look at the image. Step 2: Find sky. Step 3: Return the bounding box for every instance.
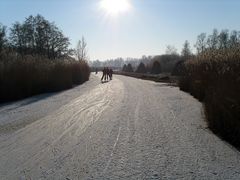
[0,0,240,61]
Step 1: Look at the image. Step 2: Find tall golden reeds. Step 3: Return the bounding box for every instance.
[179,47,240,147]
[0,55,90,103]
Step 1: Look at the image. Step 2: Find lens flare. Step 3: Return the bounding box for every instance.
[100,0,131,16]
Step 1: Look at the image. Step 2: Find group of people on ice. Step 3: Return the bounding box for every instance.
[101,67,113,82]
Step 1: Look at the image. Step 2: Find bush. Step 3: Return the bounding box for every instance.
[171,60,185,76]
[122,64,127,72]
[0,55,90,103]
[122,63,133,72]
[179,48,240,147]
[151,61,161,74]
[151,54,181,73]
[136,62,147,73]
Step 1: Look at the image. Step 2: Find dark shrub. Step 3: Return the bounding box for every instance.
[136,62,147,73]
[122,64,127,72]
[151,61,161,74]
[151,54,180,73]
[172,60,185,76]
[126,63,133,72]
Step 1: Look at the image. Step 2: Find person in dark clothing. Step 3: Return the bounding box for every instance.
[101,67,106,81]
[101,67,113,82]
[101,67,110,81]
[109,68,113,80]
[106,67,110,81]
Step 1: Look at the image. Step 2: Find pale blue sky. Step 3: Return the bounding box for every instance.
[0,0,240,60]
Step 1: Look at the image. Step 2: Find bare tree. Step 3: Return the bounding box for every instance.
[218,29,229,49]
[165,45,178,55]
[9,14,71,59]
[229,30,238,48]
[207,29,218,50]
[181,40,192,59]
[75,36,87,61]
[195,33,207,54]
[0,24,7,54]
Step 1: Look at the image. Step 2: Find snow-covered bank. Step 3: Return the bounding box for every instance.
[0,75,98,134]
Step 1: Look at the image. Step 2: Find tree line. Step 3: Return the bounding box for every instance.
[90,40,192,75]
[122,60,162,74]
[90,29,240,76]
[0,15,90,103]
[0,15,73,59]
[195,29,240,54]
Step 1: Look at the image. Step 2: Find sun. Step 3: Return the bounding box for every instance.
[100,0,131,16]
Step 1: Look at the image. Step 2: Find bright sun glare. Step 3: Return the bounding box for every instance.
[100,0,131,16]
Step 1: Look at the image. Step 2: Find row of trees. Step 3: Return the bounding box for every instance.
[0,15,90,103]
[0,15,73,59]
[90,40,191,74]
[165,29,240,58]
[90,56,152,70]
[122,61,161,74]
[1,14,89,61]
[195,29,240,54]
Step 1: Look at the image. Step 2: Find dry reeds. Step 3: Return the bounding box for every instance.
[0,54,90,103]
[179,48,240,147]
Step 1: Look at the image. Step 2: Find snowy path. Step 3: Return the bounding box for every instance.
[0,74,240,179]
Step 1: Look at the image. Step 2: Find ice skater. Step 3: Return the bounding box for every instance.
[109,68,113,80]
[101,67,108,82]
